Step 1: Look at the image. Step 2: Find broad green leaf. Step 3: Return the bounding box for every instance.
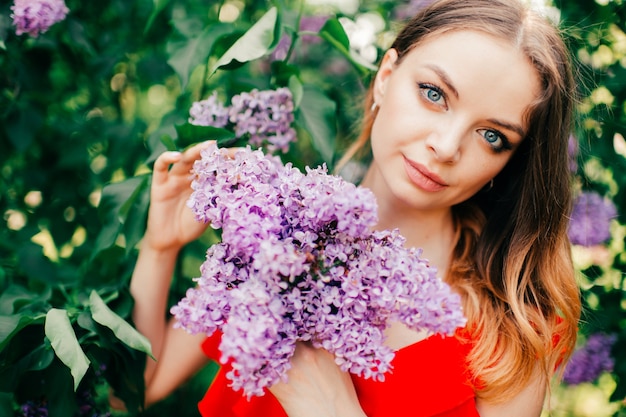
[44,309,90,391]
[0,284,52,315]
[89,291,154,358]
[145,0,171,34]
[296,87,337,164]
[0,285,35,315]
[93,176,149,257]
[175,123,236,148]
[211,7,280,75]
[119,175,151,254]
[167,23,235,89]
[0,314,42,352]
[319,18,377,77]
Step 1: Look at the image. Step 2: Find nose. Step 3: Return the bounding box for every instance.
[425,122,464,163]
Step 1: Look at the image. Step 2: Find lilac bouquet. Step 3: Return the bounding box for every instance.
[171,144,466,397]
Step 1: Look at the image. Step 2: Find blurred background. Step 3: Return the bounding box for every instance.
[1,0,625,416]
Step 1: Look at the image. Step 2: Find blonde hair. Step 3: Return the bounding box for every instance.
[341,0,581,403]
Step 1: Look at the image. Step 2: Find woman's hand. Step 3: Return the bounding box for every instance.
[143,142,211,252]
[269,343,367,417]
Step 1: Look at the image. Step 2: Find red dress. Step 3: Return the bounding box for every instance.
[198,331,479,417]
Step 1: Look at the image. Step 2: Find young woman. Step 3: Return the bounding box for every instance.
[127,0,581,415]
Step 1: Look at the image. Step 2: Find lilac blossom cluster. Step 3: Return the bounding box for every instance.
[11,0,69,37]
[568,191,617,246]
[20,400,48,417]
[271,15,329,61]
[563,333,617,385]
[171,144,466,397]
[189,88,296,153]
[394,0,436,20]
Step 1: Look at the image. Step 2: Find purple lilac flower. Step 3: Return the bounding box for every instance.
[171,144,467,398]
[568,191,617,246]
[11,0,69,37]
[394,0,436,21]
[563,333,617,385]
[189,92,229,128]
[188,88,296,153]
[270,15,330,61]
[229,88,296,152]
[20,400,48,417]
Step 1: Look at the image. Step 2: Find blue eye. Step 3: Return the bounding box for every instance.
[478,129,510,152]
[426,88,442,103]
[418,83,446,107]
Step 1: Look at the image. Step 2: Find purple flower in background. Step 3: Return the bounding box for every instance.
[229,87,296,152]
[563,333,617,385]
[270,15,329,61]
[171,145,466,397]
[11,0,69,37]
[188,87,297,153]
[270,35,291,61]
[189,92,230,128]
[300,15,329,44]
[394,0,435,21]
[568,191,617,246]
[20,400,48,417]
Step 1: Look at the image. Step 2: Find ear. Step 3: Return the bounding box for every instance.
[373,48,399,106]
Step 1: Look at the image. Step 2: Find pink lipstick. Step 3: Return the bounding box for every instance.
[403,157,448,192]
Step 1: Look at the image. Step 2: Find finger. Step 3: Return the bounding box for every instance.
[153,151,183,185]
[170,141,215,176]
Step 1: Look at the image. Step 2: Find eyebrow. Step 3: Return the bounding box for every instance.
[424,63,526,138]
[486,118,526,138]
[424,64,459,99]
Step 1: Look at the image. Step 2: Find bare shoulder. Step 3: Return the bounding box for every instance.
[475,373,546,417]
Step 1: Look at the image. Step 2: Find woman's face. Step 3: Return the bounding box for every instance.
[365,30,540,213]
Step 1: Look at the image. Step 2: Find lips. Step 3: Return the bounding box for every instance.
[403,157,448,192]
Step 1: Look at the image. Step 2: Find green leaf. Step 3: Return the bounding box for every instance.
[319,18,377,77]
[0,313,42,352]
[89,291,154,358]
[119,175,151,254]
[288,75,304,108]
[296,87,337,163]
[0,284,52,315]
[145,0,171,34]
[167,23,235,89]
[175,123,236,148]
[0,285,34,315]
[93,176,150,257]
[211,7,280,75]
[44,309,90,391]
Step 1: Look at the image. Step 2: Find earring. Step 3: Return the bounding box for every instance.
[487,178,494,191]
[371,102,378,112]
